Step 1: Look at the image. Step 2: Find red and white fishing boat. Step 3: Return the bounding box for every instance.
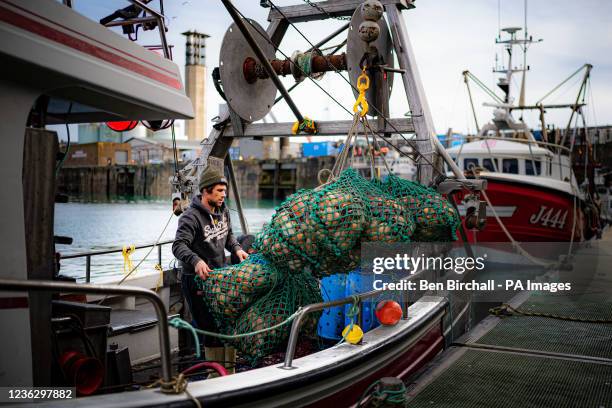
[449,26,600,244]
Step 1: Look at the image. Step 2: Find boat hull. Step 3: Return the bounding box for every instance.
[456,177,585,243]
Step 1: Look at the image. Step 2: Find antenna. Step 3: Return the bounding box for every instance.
[518,0,527,106]
[497,0,501,39]
[524,0,528,39]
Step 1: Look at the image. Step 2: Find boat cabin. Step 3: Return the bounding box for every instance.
[446,139,575,184]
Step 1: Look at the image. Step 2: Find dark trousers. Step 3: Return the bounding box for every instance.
[181,273,222,347]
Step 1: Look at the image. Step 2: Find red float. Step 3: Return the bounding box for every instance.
[375,300,403,325]
[106,121,138,132]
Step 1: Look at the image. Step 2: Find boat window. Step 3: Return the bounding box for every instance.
[464,158,479,170]
[502,158,519,174]
[483,158,498,172]
[525,159,541,176]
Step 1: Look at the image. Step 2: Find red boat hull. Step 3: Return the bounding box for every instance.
[455,177,586,243]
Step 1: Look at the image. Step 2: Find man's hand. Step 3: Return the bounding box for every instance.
[195,260,212,280]
[235,249,249,262]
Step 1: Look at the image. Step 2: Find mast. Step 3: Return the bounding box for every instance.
[493,27,523,106]
[493,0,542,110]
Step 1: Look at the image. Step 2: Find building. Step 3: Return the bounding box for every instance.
[77,122,149,144]
[183,30,209,141]
[63,142,132,167]
[125,137,201,164]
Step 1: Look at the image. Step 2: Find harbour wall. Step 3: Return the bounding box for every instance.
[57,156,336,201]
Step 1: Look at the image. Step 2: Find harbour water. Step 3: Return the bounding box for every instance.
[54,198,277,282]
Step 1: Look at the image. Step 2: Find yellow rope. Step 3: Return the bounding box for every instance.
[291,116,318,135]
[122,245,136,276]
[154,264,164,293]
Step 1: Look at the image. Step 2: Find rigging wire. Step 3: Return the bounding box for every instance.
[266,0,429,145]
[171,122,179,174]
[300,0,351,21]
[231,8,354,118]
[465,71,504,104]
[535,64,588,105]
[239,0,445,178]
[548,73,584,106]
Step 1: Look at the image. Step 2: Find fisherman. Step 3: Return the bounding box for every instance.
[172,166,248,373]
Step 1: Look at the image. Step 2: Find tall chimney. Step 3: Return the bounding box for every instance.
[182,31,209,141]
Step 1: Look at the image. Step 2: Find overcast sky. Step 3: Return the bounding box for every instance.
[74,0,612,139]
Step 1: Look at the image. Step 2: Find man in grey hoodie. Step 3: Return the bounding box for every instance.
[172,167,248,368]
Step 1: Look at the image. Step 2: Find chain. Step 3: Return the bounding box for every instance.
[301,0,351,21]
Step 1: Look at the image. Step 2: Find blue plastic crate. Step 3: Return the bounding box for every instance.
[317,274,348,340]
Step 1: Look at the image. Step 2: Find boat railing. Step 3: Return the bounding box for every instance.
[282,269,426,369]
[455,134,573,155]
[0,278,173,387]
[61,239,174,283]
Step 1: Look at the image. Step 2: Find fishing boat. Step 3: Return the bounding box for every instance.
[449,23,602,243]
[0,1,474,406]
[3,1,611,407]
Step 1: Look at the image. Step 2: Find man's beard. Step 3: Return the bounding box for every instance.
[207,198,221,209]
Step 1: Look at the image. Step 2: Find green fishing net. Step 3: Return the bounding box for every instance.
[255,170,369,276]
[195,254,281,332]
[255,169,425,277]
[196,169,459,363]
[231,272,322,364]
[382,174,459,242]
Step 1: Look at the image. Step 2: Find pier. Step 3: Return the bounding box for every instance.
[404,228,612,407]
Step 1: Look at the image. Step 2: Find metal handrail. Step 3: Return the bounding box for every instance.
[281,269,424,369]
[0,279,173,387]
[61,239,174,283]
[62,239,174,259]
[128,0,170,59]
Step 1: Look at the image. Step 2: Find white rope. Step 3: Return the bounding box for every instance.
[479,188,553,267]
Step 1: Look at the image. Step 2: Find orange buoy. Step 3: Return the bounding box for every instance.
[375,300,403,325]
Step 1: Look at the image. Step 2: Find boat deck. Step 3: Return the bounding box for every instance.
[405,235,612,407]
